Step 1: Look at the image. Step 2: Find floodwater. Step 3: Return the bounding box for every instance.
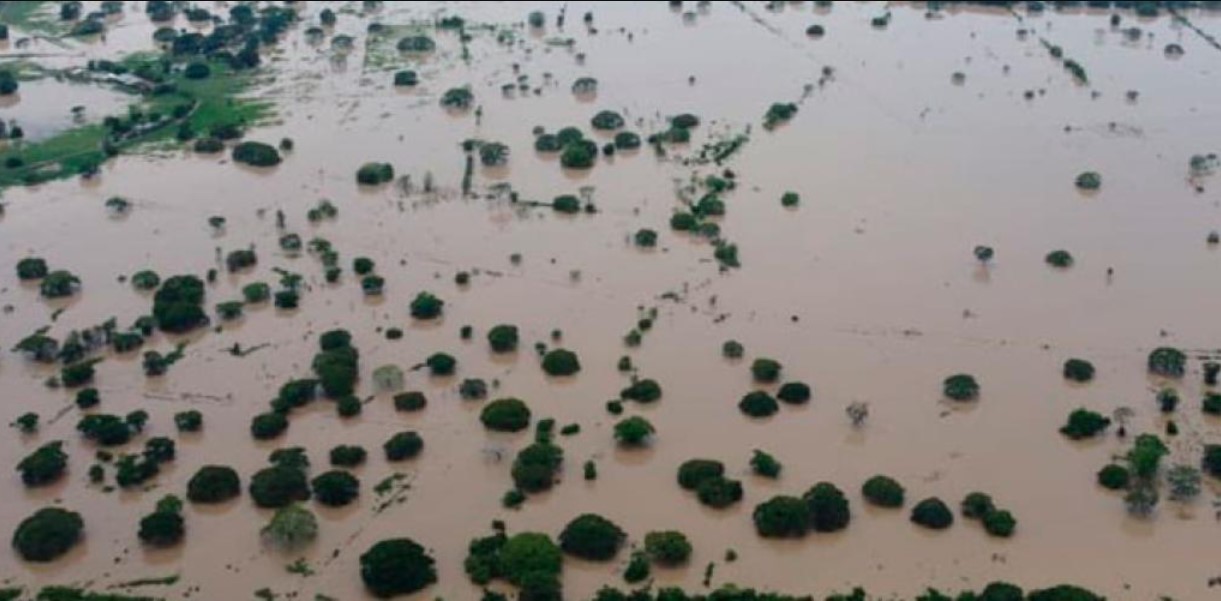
[2,1,1221,599]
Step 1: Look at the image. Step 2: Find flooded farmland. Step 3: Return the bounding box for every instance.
[2,1,1221,600]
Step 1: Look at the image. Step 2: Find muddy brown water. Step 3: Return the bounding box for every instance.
[2,1,1221,599]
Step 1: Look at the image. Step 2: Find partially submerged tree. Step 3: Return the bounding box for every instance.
[559,513,625,561]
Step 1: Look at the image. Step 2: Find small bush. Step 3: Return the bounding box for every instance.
[982,509,1016,537]
[1075,171,1101,190]
[613,416,654,446]
[251,412,288,440]
[1046,250,1074,268]
[696,476,743,508]
[312,470,360,507]
[559,514,625,561]
[621,378,662,402]
[356,162,395,185]
[776,381,811,404]
[394,391,427,412]
[943,374,979,401]
[750,450,782,478]
[187,465,241,503]
[425,352,456,376]
[750,358,782,383]
[384,431,423,461]
[677,459,725,490]
[409,292,444,319]
[17,442,68,487]
[911,497,953,530]
[360,538,437,597]
[542,349,581,376]
[1063,359,1095,382]
[753,495,810,538]
[1059,408,1110,440]
[1097,464,1130,490]
[487,324,519,353]
[481,398,532,432]
[12,507,84,562]
[739,391,779,418]
[644,530,691,565]
[330,444,367,467]
[249,466,310,508]
[960,492,995,520]
[722,340,744,359]
[803,482,850,532]
[861,475,905,508]
[1148,346,1186,377]
[232,141,282,167]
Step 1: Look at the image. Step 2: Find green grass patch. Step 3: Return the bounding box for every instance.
[0,60,272,189]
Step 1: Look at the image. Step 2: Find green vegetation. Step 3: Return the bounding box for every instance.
[722,340,745,359]
[12,507,84,562]
[187,465,240,503]
[591,110,625,130]
[249,466,310,508]
[1148,346,1186,378]
[804,482,850,532]
[613,416,655,446]
[1063,358,1095,382]
[961,492,995,520]
[440,87,474,110]
[409,292,444,319]
[1059,408,1111,440]
[763,102,798,129]
[512,442,563,493]
[750,449,782,478]
[753,495,810,538]
[311,470,360,507]
[621,378,662,402]
[16,257,48,280]
[425,352,456,375]
[644,530,691,566]
[943,373,979,401]
[153,275,207,333]
[696,477,743,509]
[138,495,184,547]
[982,509,1016,537]
[678,459,725,490]
[40,270,81,299]
[861,475,905,508]
[361,538,437,597]
[542,348,581,376]
[330,445,367,467]
[384,431,423,461]
[739,390,779,418]
[229,141,279,166]
[356,162,395,185]
[1203,444,1221,478]
[394,391,427,412]
[1046,250,1074,268]
[559,513,624,561]
[481,398,532,432]
[262,504,317,550]
[1075,171,1101,190]
[1097,464,1130,490]
[488,324,519,353]
[911,497,953,530]
[751,358,783,383]
[776,381,811,404]
[250,412,288,440]
[17,441,68,487]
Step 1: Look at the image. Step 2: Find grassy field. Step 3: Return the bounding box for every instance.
[0,60,272,189]
[0,1,69,38]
